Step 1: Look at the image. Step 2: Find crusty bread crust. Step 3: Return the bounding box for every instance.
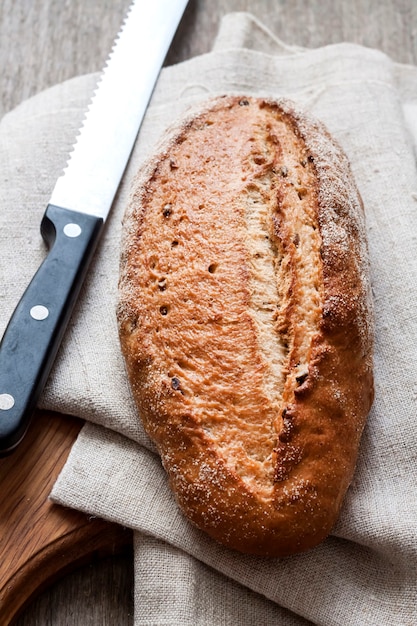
[117,95,374,557]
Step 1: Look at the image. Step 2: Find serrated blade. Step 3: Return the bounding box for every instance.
[0,0,188,455]
[50,0,188,218]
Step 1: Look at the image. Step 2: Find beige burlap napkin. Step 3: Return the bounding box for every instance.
[2,12,417,625]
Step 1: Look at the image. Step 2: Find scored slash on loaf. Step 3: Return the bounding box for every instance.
[117,95,374,557]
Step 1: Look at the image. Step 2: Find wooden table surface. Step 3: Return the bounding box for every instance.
[0,0,416,623]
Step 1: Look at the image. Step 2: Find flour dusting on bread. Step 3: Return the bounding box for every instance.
[118,95,374,557]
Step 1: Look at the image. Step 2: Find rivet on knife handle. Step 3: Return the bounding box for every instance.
[0,0,189,455]
[0,205,103,454]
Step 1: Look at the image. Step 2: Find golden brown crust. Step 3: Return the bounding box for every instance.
[117,95,374,557]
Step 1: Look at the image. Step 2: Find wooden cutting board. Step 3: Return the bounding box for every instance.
[0,411,132,626]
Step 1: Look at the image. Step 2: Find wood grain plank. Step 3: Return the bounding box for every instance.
[0,411,132,625]
[1,0,417,121]
[13,554,134,626]
[0,0,131,120]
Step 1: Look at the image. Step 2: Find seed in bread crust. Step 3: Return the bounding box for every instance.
[118,95,374,557]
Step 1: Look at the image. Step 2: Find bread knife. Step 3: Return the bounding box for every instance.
[0,0,189,455]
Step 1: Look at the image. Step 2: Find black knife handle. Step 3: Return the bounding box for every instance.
[0,204,103,455]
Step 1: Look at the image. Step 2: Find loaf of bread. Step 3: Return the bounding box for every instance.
[117,95,374,557]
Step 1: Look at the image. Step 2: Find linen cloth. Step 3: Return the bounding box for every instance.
[1,12,417,625]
